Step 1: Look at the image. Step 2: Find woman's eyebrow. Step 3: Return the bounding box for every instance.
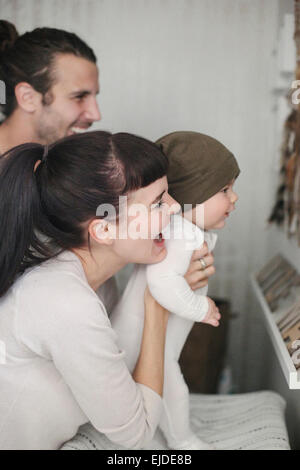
[151,190,166,205]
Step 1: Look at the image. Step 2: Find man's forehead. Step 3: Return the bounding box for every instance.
[52,53,99,93]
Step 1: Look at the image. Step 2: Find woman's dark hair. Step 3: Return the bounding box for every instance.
[0,131,168,297]
[0,20,96,118]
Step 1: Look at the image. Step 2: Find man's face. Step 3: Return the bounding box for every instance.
[34,53,101,144]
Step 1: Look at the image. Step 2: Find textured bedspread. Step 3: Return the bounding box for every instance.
[61,391,290,450]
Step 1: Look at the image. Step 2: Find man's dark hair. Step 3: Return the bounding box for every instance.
[0,20,97,118]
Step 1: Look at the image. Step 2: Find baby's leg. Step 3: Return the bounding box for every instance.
[110,265,147,372]
[159,315,215,450]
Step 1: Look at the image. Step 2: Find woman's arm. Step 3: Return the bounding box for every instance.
[132,287,169,396]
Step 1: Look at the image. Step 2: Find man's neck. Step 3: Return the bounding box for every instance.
[0,111,39,155]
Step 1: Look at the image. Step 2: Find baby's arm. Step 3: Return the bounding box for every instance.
[147,265,207,321]
[147,259,220,324]
[146,225,212,322]
[147,216,219,323]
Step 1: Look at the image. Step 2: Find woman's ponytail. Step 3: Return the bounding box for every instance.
[0,143,52,297]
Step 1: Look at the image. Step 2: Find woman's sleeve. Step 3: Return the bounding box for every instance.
[15,273,163,449]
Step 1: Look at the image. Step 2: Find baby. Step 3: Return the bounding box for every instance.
[110,131,240,450]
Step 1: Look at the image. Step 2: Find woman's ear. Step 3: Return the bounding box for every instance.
[89,219,115,245]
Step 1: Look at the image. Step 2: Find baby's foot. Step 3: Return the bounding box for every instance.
[169,434,216,450]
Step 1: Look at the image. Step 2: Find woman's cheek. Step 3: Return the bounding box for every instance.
[151,209,169,236]
[149,211,163,238]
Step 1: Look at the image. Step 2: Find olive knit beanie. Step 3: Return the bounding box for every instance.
[156,131,240,209]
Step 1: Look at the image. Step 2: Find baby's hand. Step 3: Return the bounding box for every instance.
[202,298,221,327]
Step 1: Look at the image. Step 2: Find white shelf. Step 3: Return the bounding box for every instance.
[251,275,300,389]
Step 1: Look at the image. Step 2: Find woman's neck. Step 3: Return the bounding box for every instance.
[72,246,126,291]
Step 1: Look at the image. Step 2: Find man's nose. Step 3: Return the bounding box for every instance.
[84,97,102,122]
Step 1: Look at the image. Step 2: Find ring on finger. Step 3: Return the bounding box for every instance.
[199,257,207,270]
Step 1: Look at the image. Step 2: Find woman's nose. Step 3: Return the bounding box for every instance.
[166,194,181,215]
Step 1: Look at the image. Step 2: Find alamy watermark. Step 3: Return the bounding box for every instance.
[0,80,5,105]
[95,197,205,246]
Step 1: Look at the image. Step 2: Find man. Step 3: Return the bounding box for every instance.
[0,21,101,154]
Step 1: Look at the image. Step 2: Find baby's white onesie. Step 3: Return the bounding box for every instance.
[110,214,217,449]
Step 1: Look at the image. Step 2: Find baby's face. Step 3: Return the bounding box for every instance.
[184,180,238,230]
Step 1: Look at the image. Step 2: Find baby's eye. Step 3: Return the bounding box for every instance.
[221,187,229,193]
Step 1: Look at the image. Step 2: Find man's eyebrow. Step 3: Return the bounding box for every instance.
[151,190,166,205]
[69,89,100,97]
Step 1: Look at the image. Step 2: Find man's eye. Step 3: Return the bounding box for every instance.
[74,95,86,101]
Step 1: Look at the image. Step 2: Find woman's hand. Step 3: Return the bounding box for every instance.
[184,242,215,290]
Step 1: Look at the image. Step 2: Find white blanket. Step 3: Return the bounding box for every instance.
[61,391,290,450]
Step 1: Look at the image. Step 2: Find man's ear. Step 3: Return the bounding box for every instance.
[89,219,115,246]
[15,82,41,113]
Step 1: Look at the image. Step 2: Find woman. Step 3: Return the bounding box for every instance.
[0,131,214,450]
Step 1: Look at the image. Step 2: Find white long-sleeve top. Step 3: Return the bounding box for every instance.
[0,250,163,450]
[147,214,218,321]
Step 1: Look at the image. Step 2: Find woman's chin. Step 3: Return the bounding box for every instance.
[150,242,167,263]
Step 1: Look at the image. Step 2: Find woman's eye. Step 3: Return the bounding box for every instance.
[153,200,164,209]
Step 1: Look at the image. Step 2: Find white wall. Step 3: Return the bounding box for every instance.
[3,0,297,443]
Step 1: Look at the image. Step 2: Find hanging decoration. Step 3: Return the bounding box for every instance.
[269,0,300,244]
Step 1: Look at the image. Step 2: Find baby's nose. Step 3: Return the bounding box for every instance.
[231,190,238,204]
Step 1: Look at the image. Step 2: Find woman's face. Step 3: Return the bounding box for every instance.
[112,176,180,264]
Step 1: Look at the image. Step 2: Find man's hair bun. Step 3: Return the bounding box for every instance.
[0,20,19,54]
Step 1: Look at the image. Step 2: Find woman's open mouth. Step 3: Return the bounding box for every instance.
[153,232,165,247]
